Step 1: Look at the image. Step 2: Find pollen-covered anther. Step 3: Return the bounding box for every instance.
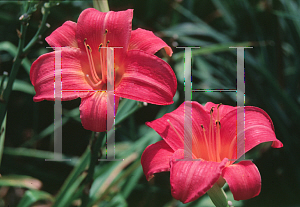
[104,29,108,35]
[106,40,110,47]
[83,38,102,88]
[87,44,92,52]
[216,121,221,129]
[98,43,103,52]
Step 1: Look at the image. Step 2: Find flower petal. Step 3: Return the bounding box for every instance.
[45,21,78,48]
[204,102,235,121]
[115,50,177,105]
[76,8,133,64]
[146,101,213,160]
[141,140,174,181]
[219,106,283,160]
[79,92,120,132]
[146,102,212,160]
[170,149,228,203]
[30,47,92,102]
[128,28,172,56]
[222,161,261,200]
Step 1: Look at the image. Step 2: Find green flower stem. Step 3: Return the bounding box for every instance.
[52,148,91,207]
[80,132,105,207]
[207,183,229,207]
[0,22,27,124]
[93,0,110,12]
[23,4,51,54]
[52,101,142,206]
[0,3,51,126]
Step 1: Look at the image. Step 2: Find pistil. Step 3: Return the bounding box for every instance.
[215,104,222,162]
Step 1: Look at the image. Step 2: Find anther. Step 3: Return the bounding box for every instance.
[201,124,213,161]
[217,103,222,109]
[210,107,214,114]
[87,45,92,52]
[106,40,110,46]
[105,29,108,34]
[98,43,103,51]
[84,38,87,43]
[215,121,221,129]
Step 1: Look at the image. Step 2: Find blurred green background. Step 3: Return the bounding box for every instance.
[0,0,299,206]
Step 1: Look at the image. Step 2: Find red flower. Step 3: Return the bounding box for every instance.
[141,102,283,203]
[30,8,176,132]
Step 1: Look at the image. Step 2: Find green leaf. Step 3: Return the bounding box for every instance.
[0,175,42,189]
[52,149,90,207]
[0,41,31,74]
[0,113,6,167]
[115,99,141,124]
[0,77,35,95]
[108,194,128,207]
[172,41,252,61]
[3,147,76,164]
[16,189,53,207]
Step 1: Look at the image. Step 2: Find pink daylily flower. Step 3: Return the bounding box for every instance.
[141,101,283,203]
[30,8,176,132]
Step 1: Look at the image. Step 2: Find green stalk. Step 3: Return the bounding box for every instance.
[80,132,105,207]
[0,22,27,123]
[93,0,110,12]
[52,149,90,207]
[23,4,51,54]
[207,184,229,207]
[0,2,51,126]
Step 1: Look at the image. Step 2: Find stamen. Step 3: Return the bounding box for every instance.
[217,103,222,121]
[167,119,195,158]
[167,119,184,144]
[83,38,101,87]
[105,29,108,35]
[201,125,213,161]
[106,40,110,47]
[228,136,237,161]
[99,43,107,83]
[85,74,103,88]
[209,107,216,161]
[215,104,222,162]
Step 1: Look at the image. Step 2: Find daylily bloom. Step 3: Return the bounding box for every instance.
[141,101,283,203]
[30,8,176,132]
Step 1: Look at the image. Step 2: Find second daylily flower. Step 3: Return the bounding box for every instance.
[30,8,177,132]
[141,101,283,203]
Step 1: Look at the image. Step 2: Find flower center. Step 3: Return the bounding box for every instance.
[201,104,222,162]
[83,29,117,90]
[166,104,223,162]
